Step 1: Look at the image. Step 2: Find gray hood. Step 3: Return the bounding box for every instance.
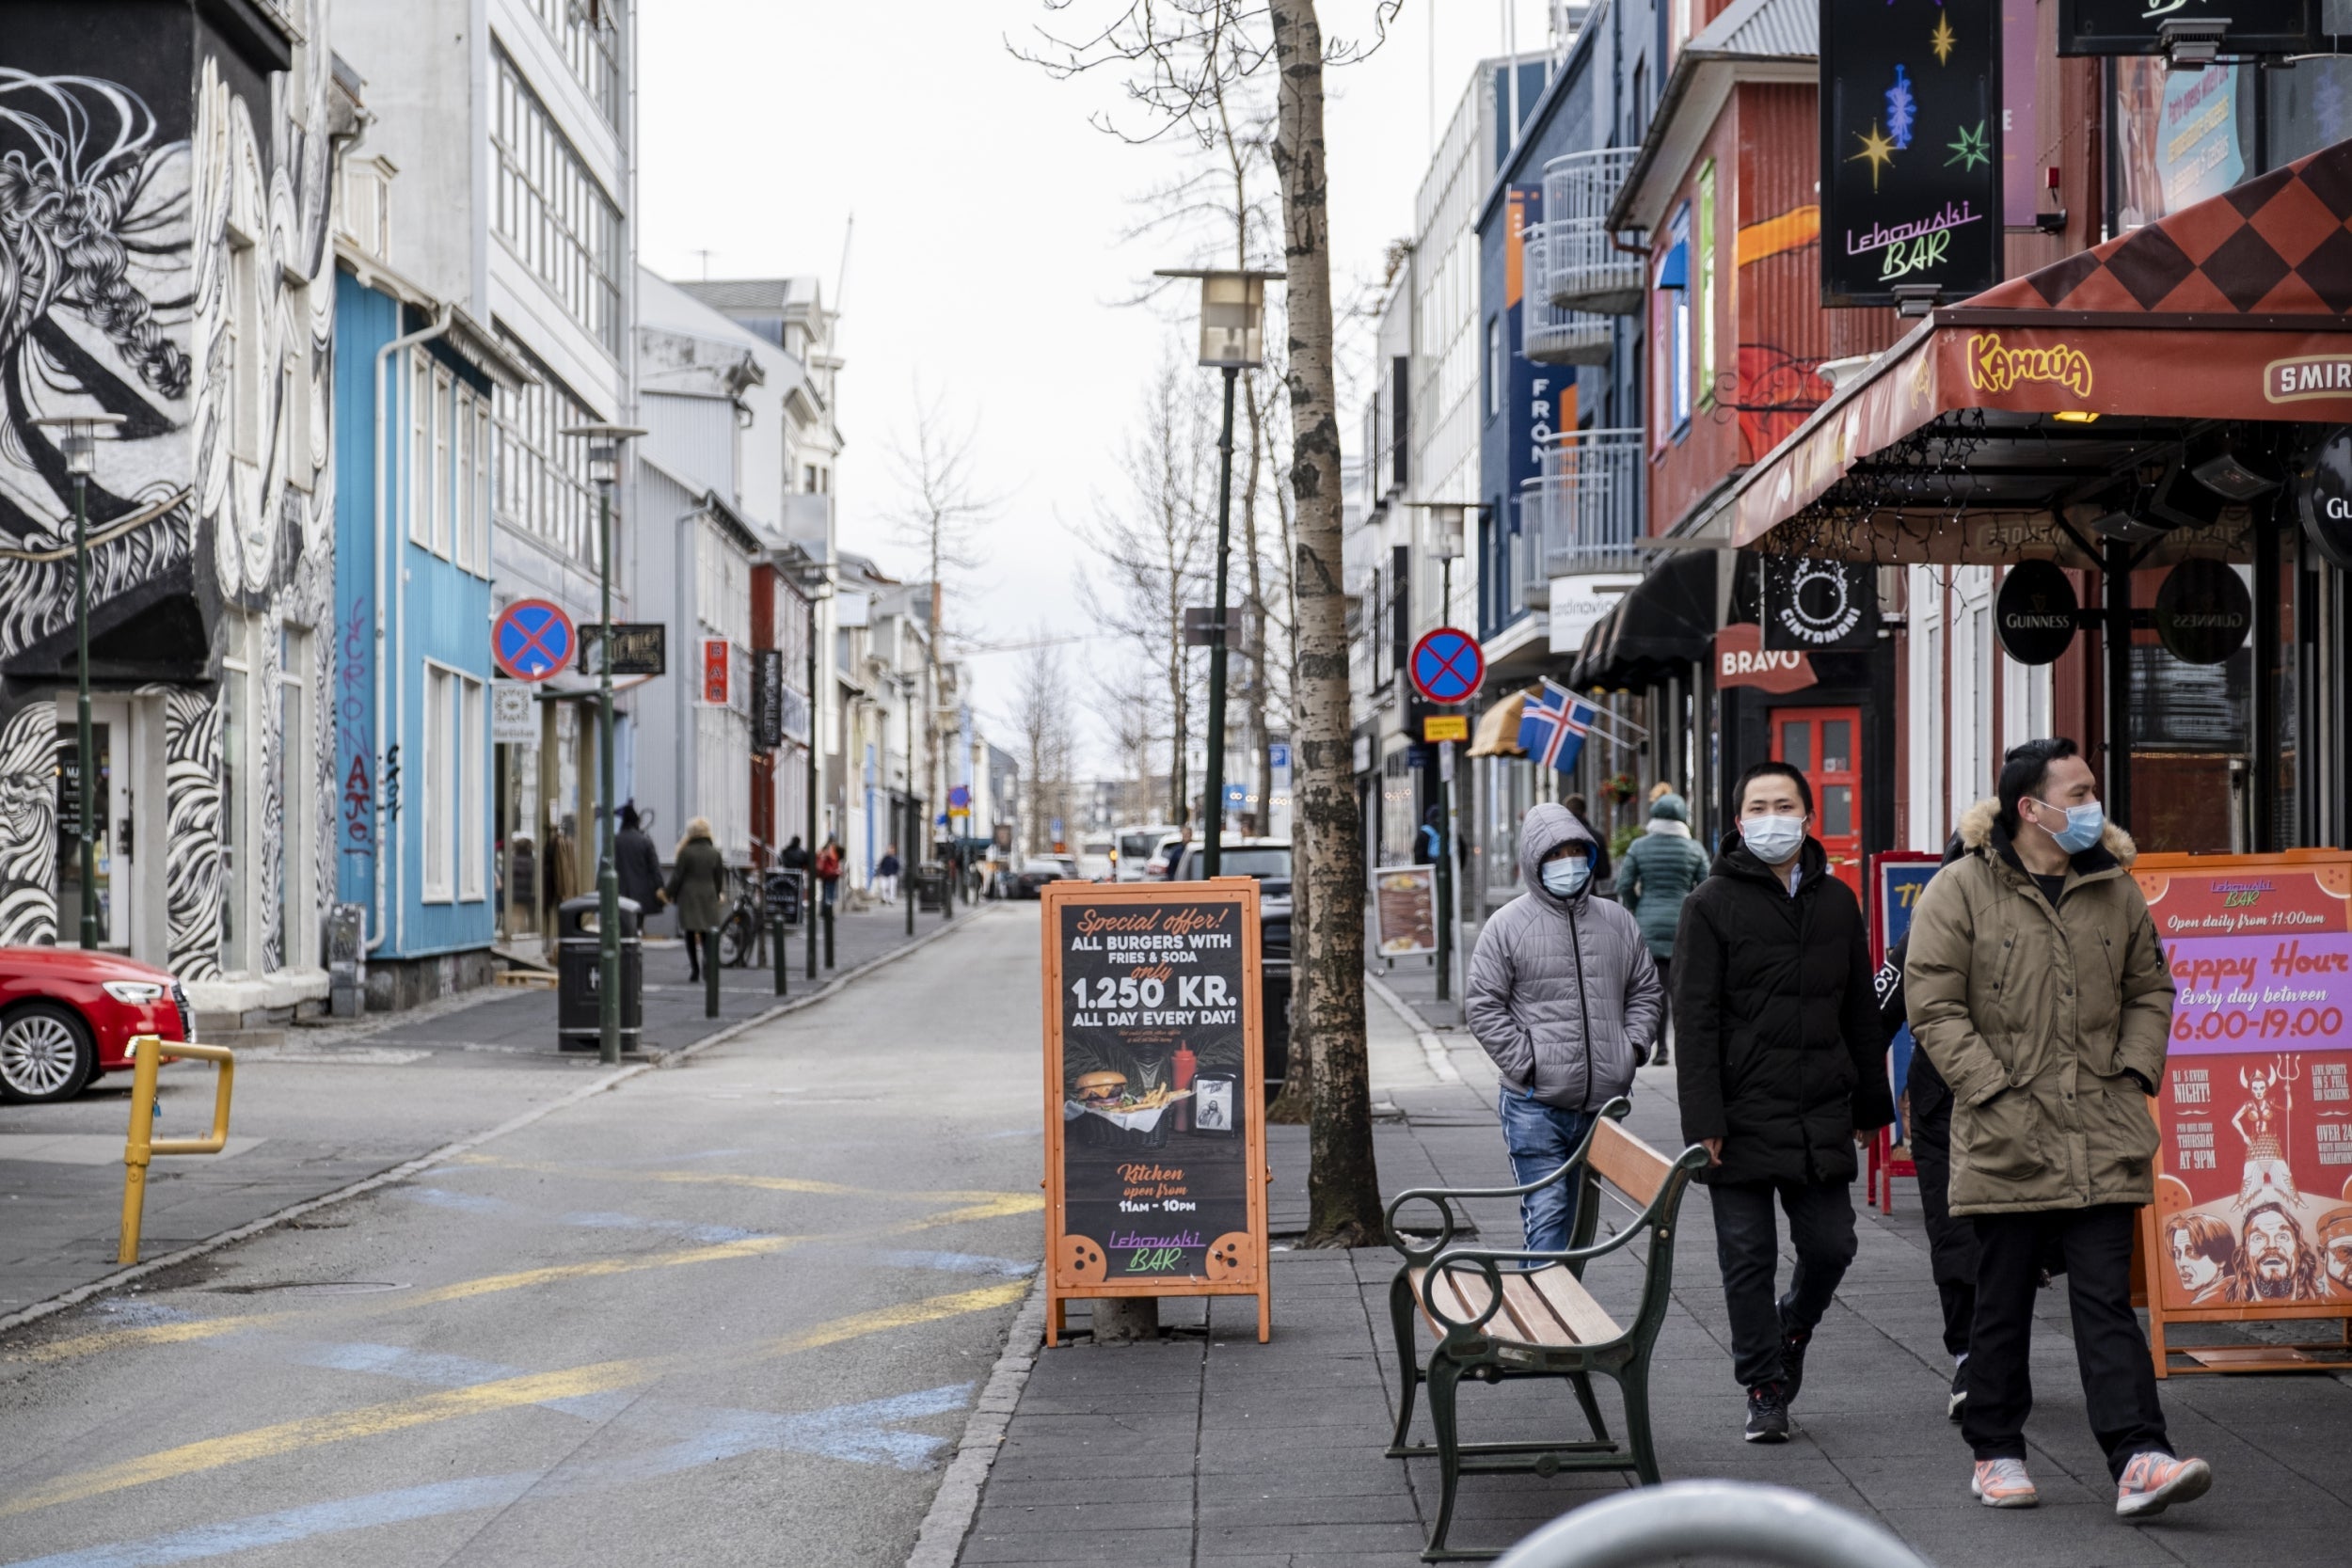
[1518,802,1597,911]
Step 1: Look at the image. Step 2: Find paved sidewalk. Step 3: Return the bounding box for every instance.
[0,903,982,1321]
[955,981,2352,1567]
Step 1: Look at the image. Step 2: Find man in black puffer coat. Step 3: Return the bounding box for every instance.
[1675,761,1893,1444]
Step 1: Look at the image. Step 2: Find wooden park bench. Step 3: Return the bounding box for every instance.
[1383,1098,1708,1560]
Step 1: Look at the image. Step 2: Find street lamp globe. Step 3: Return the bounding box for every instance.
[1427,503,1467,563]
[1196,272,1266,369]
[563,422,645,487]
[35,413,128,477]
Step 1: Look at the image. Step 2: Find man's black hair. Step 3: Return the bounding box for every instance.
[1997,736,2080,836]
[618,804,640,831]
[1734,760,1813,815]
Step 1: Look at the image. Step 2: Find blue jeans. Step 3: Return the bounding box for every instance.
[1498,1088,1596,1255]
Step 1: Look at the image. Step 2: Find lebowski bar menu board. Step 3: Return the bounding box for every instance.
[1040,879,1270,1343]
[2134,853,2352,1369]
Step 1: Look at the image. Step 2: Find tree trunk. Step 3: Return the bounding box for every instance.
[1268,0,1377,1246]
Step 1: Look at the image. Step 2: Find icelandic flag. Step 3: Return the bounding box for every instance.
[1516,681,1597,774]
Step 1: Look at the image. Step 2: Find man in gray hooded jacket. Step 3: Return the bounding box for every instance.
[1467,803,1664,1251]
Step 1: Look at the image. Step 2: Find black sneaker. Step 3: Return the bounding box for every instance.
[1744,1382,1791,1443]
[1947,1362,1968,1423]
[1778,1308,1811,1407]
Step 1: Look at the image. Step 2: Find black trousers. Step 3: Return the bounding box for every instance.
[1907,1057,1979,1358]
[684,928,716,980]
[1964,1204,2169,1480]
[1652,957,1673,1058]
[1710,1178,1859,1388]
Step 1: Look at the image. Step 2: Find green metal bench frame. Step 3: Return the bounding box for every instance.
[1383,1097,1708,1561]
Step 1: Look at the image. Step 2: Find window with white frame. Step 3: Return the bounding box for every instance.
[494,330,599,566]
[469,395,492,574]
[1907,565,1948,849]
[2000,574,2056,751]
[491,44,623,353]
[432,365,453,558]
[460,675,485,900]
[409,353,432,546]
[453,384,475,570]
[1950,566,1995,821]
[422,665,454,902]
[1653,207,1692,440]
[527,0,623,126]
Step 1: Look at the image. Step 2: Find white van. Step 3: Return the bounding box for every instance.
[1112,822,1182,880]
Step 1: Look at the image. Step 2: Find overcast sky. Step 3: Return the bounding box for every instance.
[639,1,1559,760]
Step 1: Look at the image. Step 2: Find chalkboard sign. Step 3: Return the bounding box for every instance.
[1820,0,2002,308]
[1041,879,1270,1343]
[2130,851,2352,1371]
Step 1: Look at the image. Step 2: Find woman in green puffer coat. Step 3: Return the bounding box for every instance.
[1615,792,1711,1065]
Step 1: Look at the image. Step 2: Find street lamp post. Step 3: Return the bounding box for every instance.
[781,552,830,981]
[1423,505,1466,1006]
[562,423,645,1066]
[35,414,128,950]
[1155,268,1280,879]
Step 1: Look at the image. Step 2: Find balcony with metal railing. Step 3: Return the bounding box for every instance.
[1520,428,1645,601]
[1521,226,1615,365]
[1539,148,1644,314]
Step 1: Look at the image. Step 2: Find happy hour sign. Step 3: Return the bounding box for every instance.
[1040,880,1272,1342]
[1820,0,2003,308]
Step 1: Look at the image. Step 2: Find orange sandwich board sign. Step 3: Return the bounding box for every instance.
[1041,877,1271,1343]
[2131,849,2352,1375]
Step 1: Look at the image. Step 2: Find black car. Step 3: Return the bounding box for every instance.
[1171,842,1291,1085]
[1011,856,1079,898]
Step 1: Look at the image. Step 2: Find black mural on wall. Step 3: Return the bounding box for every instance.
[1820,0,2002,308]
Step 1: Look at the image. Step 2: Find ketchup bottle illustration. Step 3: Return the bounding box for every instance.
[1173,1044,1198,1132]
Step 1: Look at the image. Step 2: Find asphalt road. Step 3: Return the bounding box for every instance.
[0,905,1043,1568]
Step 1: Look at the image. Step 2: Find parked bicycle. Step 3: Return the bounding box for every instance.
[720,865,804,968]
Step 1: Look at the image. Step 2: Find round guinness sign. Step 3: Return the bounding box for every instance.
[2153,558,2253,666]
[1994,560,2080,666]
[2297,425,2352,572]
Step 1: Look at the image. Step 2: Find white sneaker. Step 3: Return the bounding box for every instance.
[2116,1452,2211,1520]
[1972,1457,2039,1508]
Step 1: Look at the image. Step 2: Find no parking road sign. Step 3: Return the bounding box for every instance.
[1408,626,1484,705]
[493,599,576,682]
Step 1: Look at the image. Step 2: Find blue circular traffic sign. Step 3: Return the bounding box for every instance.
[1409,626,1484,705]
[494,599,576,682]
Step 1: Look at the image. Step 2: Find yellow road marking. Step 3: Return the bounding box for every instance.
[17,1194,1040,1367]
[453,1153,1025,1206]
[0,1280,1026,1519]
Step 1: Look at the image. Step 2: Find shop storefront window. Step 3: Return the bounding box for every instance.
[2128,564,2257,855]
[2112,59,2254,230]
[2268,55,2352,168]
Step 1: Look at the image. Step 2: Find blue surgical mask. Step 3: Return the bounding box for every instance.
[1740,815,1807,864]
[1540,857,1591,897]
[2036,798,2106,854]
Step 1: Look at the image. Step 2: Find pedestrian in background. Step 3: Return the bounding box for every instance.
[816,837,844,911]
[1563,792,1613,884]
[1614,791,1708,1067]
[875,844,902,904]
[1676,761,1891,1445]
[1871,819,1980,1423]
[1466,803,1661,1254]
[667,817,728,983]
[1905,738,2209,1518]
[614,804,665,921]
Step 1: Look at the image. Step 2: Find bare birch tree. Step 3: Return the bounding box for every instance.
[1077,350,1215,830]
[1023,0,1391,1242]
[885,382,1000,858]
[1015,634,1079,857]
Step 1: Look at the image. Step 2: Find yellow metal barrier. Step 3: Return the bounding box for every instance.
[119,1034,236,1265]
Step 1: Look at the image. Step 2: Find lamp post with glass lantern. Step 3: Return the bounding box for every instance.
[1153,269,1281,878]
[562,422,644,1065]
[35,414,128,950]
[783,551,830,980]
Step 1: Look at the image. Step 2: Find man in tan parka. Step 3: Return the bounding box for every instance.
[1905,737,2210,1520]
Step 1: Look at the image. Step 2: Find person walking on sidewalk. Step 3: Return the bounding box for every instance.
[1614,792,1708,1067]
[667,817,728,983]
[1466,803,1662,1254]
[614,805,665,921]
[1872,819,1982,1425]
[816,837,843,911]
[1675,761,1892,1446]
[875,845,902,904]
[1905,738,2211,1519]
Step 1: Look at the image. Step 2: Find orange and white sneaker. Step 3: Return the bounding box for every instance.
[2116,1451,2212,1519]
[1971,1458,2040,1508]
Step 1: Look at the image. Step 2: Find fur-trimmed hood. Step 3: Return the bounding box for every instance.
[1954,797,2139,869]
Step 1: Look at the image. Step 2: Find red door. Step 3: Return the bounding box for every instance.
[1772,706,1864,900]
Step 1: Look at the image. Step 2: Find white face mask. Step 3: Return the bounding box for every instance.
[1740,815,1807,864]
[1540,856,1591,896]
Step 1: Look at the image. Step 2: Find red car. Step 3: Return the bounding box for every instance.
[0,947,195,1103]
